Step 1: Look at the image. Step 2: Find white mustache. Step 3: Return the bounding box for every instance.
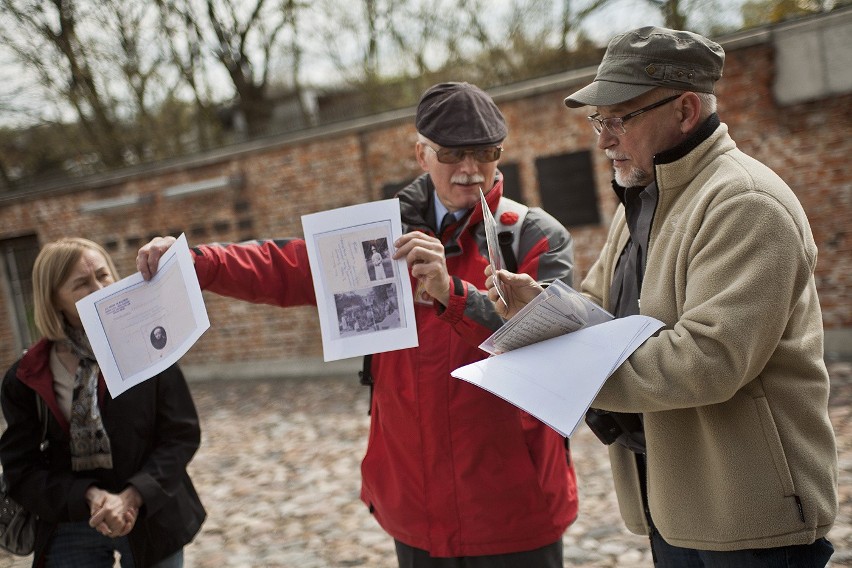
[451,174,485,185]
[605,151,628,161]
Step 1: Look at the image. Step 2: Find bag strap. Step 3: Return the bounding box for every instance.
[358,354,373,416]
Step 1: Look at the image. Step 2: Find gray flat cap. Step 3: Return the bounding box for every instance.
[416,82,507,147]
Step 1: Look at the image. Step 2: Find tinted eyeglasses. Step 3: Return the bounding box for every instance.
[424,144,503,164]
[588,94,682,136]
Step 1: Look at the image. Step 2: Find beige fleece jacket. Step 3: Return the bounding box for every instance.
[582,121,838,551]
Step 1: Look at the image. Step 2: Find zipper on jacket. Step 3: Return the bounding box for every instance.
[794,495,805,522]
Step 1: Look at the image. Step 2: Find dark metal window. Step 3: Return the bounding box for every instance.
[499,163,523,204]
[535,151,599,227]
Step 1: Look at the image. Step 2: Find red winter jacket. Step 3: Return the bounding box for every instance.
[192,173,579,556]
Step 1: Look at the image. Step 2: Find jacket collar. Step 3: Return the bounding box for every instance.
[18,337,109,421]
[656,113,720,165]
[17,338,54,391]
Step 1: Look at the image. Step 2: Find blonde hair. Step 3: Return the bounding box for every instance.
[32,238,119,341]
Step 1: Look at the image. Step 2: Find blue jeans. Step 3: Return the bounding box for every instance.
[45,522,184,568]
[651,530,834,568]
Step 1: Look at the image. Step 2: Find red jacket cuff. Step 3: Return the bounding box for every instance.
[437,276,466,324]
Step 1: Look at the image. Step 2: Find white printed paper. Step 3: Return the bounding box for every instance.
[301,198,418,361]
[453,314,664,437]
[76,234,210,397]
[480,187,506,304]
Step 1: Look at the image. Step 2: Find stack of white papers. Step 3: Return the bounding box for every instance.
[452,281,664,437]
[453,315,663,436]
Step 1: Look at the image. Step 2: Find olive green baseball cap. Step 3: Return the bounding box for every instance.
[564,26,725,108]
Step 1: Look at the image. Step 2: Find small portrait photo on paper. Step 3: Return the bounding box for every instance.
[364,238,393,281]
[334,283,401,337]
[150,326,168,350]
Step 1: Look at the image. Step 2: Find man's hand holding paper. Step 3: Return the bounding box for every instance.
[459,257,663,438]
[484,265,545,320]
[393,230,451,307]
[78,233,210,397]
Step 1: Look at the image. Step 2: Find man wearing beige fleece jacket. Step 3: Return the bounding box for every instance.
[487,27,837,567]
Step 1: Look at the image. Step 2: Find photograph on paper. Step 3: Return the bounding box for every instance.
[334,283,400,337]
[365,238,393,281]
[302,198,418,361]
[315,222,404,339]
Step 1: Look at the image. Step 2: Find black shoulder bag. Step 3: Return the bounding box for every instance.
[0,394,48,556]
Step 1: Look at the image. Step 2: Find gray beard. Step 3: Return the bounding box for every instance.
[615,166,653,189]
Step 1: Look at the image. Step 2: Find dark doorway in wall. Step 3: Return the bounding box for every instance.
[0,234,41,352]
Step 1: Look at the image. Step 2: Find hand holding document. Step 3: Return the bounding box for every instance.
[301,198,418,361]
[453,205,664,437]
[480,279,614,355]
[77,234,210,397]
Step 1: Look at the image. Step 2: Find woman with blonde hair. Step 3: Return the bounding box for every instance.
[0,238,205,567]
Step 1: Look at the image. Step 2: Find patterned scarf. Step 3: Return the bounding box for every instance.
[63,326,113,471]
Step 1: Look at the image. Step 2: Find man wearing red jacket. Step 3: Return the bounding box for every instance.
[138,82,578,567]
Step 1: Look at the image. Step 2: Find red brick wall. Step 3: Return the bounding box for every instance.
[0,38,849,372]
[717,43,851,330]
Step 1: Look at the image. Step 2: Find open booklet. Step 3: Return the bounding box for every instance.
[480,187,507,305]
[480,279,614,355]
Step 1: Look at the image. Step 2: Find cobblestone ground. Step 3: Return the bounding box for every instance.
[1,362,849,567]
